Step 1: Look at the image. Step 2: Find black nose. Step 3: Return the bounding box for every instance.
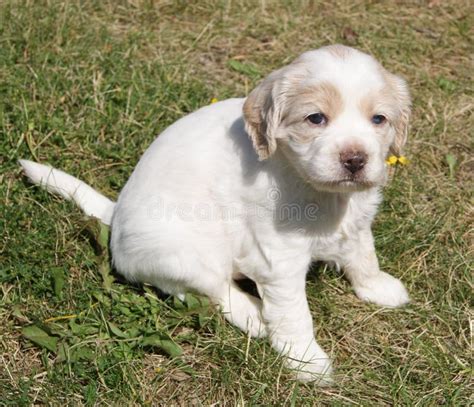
[340,151,367,174]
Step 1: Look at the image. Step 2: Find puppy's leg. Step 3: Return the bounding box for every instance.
[212,281,266,338]
[342,229,409,307]
[259,276,333,385]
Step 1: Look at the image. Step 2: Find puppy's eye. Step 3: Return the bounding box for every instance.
[306,113,328,126]
[371,114,386,125]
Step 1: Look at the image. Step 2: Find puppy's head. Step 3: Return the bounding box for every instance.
[243,45,411,192]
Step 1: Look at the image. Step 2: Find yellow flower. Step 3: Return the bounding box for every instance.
[386,155,398,165]
[210,97,218,104]
[386,155,408,166]
[398,156,408,165]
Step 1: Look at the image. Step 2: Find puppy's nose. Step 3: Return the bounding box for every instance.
[340,151,367,174]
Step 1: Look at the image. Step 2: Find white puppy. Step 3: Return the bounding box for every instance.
[20,45,410,384]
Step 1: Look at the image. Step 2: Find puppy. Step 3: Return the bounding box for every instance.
[20,44,410,384]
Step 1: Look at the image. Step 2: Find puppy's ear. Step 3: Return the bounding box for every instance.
[388,74,411,156]
[243,68,286,160]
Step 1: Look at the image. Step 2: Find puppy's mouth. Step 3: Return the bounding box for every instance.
[316,177,375,192]
[336,179,373,187]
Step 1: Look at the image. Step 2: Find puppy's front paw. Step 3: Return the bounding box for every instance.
[353,271,409,307]
[291,357,334,386]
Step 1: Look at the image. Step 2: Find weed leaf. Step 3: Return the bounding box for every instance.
[228,60,261,78]
[69,320,99,336]
[22,325,58,352]
[185,293,201,310]
[57,343,95,362]
[99,263,114,291]
[445,153,457,179]
[108,321,129,338]
[142,334,183,358]
[51,267,65,298]
[97,222,110,252]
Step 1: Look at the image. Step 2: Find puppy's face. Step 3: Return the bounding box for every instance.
[244,45,411,193]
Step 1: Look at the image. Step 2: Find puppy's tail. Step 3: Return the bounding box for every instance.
[19,159,115,225]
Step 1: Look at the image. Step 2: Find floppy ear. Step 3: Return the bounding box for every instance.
[243,68,287,160]
[388,74,411,156]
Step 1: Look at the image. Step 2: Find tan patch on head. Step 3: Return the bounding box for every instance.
[383,71,411,156]
[359,67,411,155]
[359,95,373,120]
[359,88,398,122]
[243,66,288,160]
[284,81,344,143]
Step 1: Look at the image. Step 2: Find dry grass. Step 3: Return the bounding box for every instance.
[1,0,472,405]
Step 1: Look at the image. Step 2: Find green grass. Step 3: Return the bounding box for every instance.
[1,1,472,405]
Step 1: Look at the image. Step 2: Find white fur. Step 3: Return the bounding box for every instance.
[20,45,411,385]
